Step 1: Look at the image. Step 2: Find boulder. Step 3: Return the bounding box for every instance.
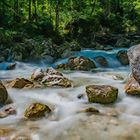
[124,76,140,96]
[31,68,44,81]
[127,44,140,84]
[7,62,16,70]
[95,56,108,67]
[67,56,96,71]
[46,67,63,76]
[56,64,68,70]
[31,67,72,88]
[116,50,129,65]
[86,85,118,104]
[41,73,72,88]
[8,68,72,89]
[0,81,8,104]
[24,103,51,120]
[0,106,16,118]
[8,78,33,89]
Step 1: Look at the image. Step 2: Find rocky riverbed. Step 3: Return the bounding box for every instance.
[0,48,140,140]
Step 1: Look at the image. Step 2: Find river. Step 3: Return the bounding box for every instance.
[1,49,140,140]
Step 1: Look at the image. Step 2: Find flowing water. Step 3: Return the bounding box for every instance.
[1,49,140,140]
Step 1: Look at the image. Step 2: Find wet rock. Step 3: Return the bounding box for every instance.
[56,64,68,70]
[7,63,16,70]
[0,106,16,118]
[31,68,44,81]
[8,78,33,89]
[41,67,72,88]
[78,107,99,114]
[112,74,124,80]
[24,103,51,120]
[67,56,96,71]
[86,85,118,104]
[116,50,129,65]
[0,81,8,104]
[127,44,140,84]
[95,56,108,67]
[41,75,72,88]
[46,67,63,76]
[124,76,140,95]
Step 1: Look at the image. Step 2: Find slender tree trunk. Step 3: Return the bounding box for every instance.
[55,0,60,32]
[90,0,96,16]
[42,0,45,15]
[28,0,31,20]
[33,0,37,22]
[14,0,20,22]
[49,0,52,20]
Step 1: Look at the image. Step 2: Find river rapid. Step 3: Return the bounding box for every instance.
[1,49,140,140]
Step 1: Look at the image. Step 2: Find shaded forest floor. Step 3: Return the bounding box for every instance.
[1,21,140,62]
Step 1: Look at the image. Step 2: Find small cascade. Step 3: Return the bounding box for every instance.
[54,48,129,68]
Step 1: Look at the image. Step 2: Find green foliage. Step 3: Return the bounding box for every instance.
[1,0,140,61]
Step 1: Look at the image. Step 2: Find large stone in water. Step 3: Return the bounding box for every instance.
[95,56,108,67]
[0,81,8,104]
[41,67,72,88]
[68,56,96,71]
[117,50,129,65]
[31,68,44,81]
[86,85,118,104]
[57,56,96,71]
[7,62,16,70]
[8,78,33,89]
[24,103,51,120]
[127,44,140,84]
[125,76,140,96]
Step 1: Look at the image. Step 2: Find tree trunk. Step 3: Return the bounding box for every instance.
[14,0,20,22]
[28,0,31,20]
[55,0,60,32]
[33,0,37,22]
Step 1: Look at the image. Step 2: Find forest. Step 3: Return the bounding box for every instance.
[1,0,140,61]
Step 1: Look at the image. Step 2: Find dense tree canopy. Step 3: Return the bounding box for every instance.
[1,0,140,33]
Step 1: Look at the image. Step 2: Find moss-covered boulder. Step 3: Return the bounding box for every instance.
[124,76,140,96]
[0,81,8,104]
[116,50,129,65]
[24,103,51,120]
[8,78,33,89]
[86,85,118,104]
[95,56,108,67]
